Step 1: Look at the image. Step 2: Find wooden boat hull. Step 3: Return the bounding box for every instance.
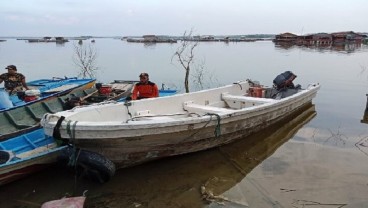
[1,77,96,110]
[0,148,63,186]
[0,80,177,185]
[0,128,65,186]
[0,78,96,141]
[42,80,320,169]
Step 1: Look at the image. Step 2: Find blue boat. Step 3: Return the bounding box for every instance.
[0,129,65,186]
[0,81,177,185]
[0,77,96,111]
[0,77,96,141]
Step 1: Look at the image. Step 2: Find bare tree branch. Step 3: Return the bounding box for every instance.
[171,29,198,93]
[73,42,99,79]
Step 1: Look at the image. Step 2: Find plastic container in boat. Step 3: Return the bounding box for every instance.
[24,89,41,102]
[250,87,264,98]
[99,85,112,95]
[25,89,41,96]
[0,90,13,109]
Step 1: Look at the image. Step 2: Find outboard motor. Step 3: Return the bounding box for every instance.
[273,71,297,90]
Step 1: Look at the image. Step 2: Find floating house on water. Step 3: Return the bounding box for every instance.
[296,33,332,46]
[273,32,298,44]
[126,35,176,43]
[27,36,69,43]
[330,31,366,44]
[274,31,366,47]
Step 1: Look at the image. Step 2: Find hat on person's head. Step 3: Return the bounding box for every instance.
[5,65,17,71]
[139,72,149,78]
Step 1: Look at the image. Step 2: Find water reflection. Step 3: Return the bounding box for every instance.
[274,42,363,53]
[361,94,368,124]
[0,103,316,207]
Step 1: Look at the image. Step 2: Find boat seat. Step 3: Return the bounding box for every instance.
[42,99,64,113]
[70,90,87,98]
[183,101,233,115]
[84,88,97,95]
[221,93,275,109]
[25,102,49,121]
[0,112,19,135]
[4,108,38,128]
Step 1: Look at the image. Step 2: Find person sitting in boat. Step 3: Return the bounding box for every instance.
[131,72,159,100]
[0,65,29,93]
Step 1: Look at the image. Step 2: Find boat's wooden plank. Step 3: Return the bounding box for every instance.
[0,113,18,135]
[23,134,37,149]
[16,143,58,158]
[84,88,97,95]
[25,102,49,121]
[4,108,37,128]
[221,93,275,109]
[183,101,234,114]
[70,90,87,98]
[42,99,64,114]
[43,84,78,93]
[221,93,275,103]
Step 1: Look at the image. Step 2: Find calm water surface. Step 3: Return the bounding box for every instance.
[0,39,368,207]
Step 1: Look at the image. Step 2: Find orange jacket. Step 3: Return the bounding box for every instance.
[132,81,159,100]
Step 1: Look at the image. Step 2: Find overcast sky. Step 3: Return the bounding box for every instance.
[1,0,367,37]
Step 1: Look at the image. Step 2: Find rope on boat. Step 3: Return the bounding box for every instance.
[233,82,243,90]
[183,112,222,141]
[52,116,66,145]
[66,120,81,167]
[124,101,132,118]
[205,113,221,137]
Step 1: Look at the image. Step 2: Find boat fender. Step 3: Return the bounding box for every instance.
[58,147,116,183]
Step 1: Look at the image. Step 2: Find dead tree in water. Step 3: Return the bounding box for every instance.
[73,42,98,78]
[172,30,198,93]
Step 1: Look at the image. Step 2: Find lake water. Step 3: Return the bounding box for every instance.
[0,39,368,207]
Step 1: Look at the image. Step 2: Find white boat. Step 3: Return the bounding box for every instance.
[41,79,320,170]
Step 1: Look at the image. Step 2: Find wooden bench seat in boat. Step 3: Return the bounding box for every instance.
[221,93,275,109]
[183,101,233,114]
[25,102,50,121]
[70,90,87,98]
[84,88,97,95]
[0,113,19,135]
[4,108,38,128]
[42,99,64,113]
[129,110,180,122]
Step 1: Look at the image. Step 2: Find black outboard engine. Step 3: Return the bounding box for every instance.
[273,71,297,90]
[272,71,302,99]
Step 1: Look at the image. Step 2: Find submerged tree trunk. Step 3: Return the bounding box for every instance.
[172,29,198,93]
